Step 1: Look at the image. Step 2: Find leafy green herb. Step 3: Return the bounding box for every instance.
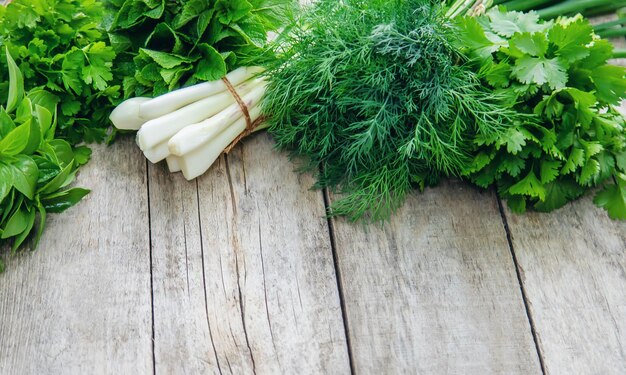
[455,10,626,219]
[0,0,120,144]
[106,0,294,97]
[0,49,89,271]
[261,0,522,221]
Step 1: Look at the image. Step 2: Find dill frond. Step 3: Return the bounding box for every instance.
[260,0,521,221]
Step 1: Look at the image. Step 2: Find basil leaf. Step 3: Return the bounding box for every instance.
[0,108,16,138]
[11,207,36,252]
[11,155,39,200]
[33,199,46,248]
[0,163,12,203]
[46,139,75,168]
[1,204,29,239]
[41,188,90,213]
[0,121,30,156]
[38,161,74,196]
[5,47,24,113]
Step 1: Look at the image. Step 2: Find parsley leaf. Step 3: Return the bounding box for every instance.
[457,9,626,220]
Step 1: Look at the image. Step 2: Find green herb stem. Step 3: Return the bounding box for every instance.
[537,0,626,18]
[500,0,557,12]
[594,17,626,32]
[613,49,626,58]
[597,28,626,38]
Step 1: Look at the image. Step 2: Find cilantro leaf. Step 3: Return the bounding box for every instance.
[487,9,550,37]
[548,18,592,63]
[509,32,547,57]
[512,56,567,90]
[590,65,626,106]
[594,175,626,220]
[509,170,546,201]
[540,160,561,184]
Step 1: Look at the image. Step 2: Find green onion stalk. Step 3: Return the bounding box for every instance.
[446,0,625,18]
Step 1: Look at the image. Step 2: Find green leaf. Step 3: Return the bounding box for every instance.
[73,146,92,166]
[616,151,626,172]
[510,32,547,57]
[499,127,528,154]
[540,160,561,184]
[231,16,269,48]
[578,159,600,186]
[577,39,613,69]
[512,56,567,90]
[548,19,592,63]
[562,148,585,174]
[194,43,227,81]
[5,47,24,113]
[0,108,16,138]
[23,118,42,156]
[590,65,626,106]
[2,204,29,239]
[172,0,209,29]
[38,161,74,196]
[11,207,36,251]
[46,139,75,167]
[216,0,253,24]
[534,180,584,212]
[61,49,86,95]
[11,155,39,200]
[61,100,81,117]
[0,163,12,203]
[35,104,53,137]
[593,175,626,220]
[506,195,527,213]
[196,10,214,38]
[81,42,116,91]
[140,49,191,69]
[42,188,90,213]
[497,155,526,177]
[487,9,550,38]
[0,121,30,156]
[454,16,502,59]
[509,170,546,201]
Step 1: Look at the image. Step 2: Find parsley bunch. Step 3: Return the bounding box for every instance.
[456,10,626,219]
[0,0,120,144]
[261,0,522,221]
[106,0,294,98]
[1,49,90,272]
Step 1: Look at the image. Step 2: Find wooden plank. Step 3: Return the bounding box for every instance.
[149,133,351,374]
[147,162,221,374]
[330,181,542,374]
[0,138,153,374]
[504,199,626,374]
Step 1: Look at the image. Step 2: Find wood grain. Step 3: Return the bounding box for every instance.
[150,133,351,374]
[504,199,626,375]
[0,137,153,374]
[330,182,542,374]
[147,162,221,374]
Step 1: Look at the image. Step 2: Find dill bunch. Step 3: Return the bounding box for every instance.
[261,0,521,221]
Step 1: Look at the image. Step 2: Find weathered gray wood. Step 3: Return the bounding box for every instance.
[147,162,221,374]
[149,133,351,374]
[0,138,153,374]
[330,182,542,374]
[504,199,626,375]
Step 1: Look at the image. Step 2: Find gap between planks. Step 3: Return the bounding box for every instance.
[496,197,547,375]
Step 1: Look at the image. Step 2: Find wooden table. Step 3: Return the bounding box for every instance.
[1,34,625,375]
[1,129,624,374]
